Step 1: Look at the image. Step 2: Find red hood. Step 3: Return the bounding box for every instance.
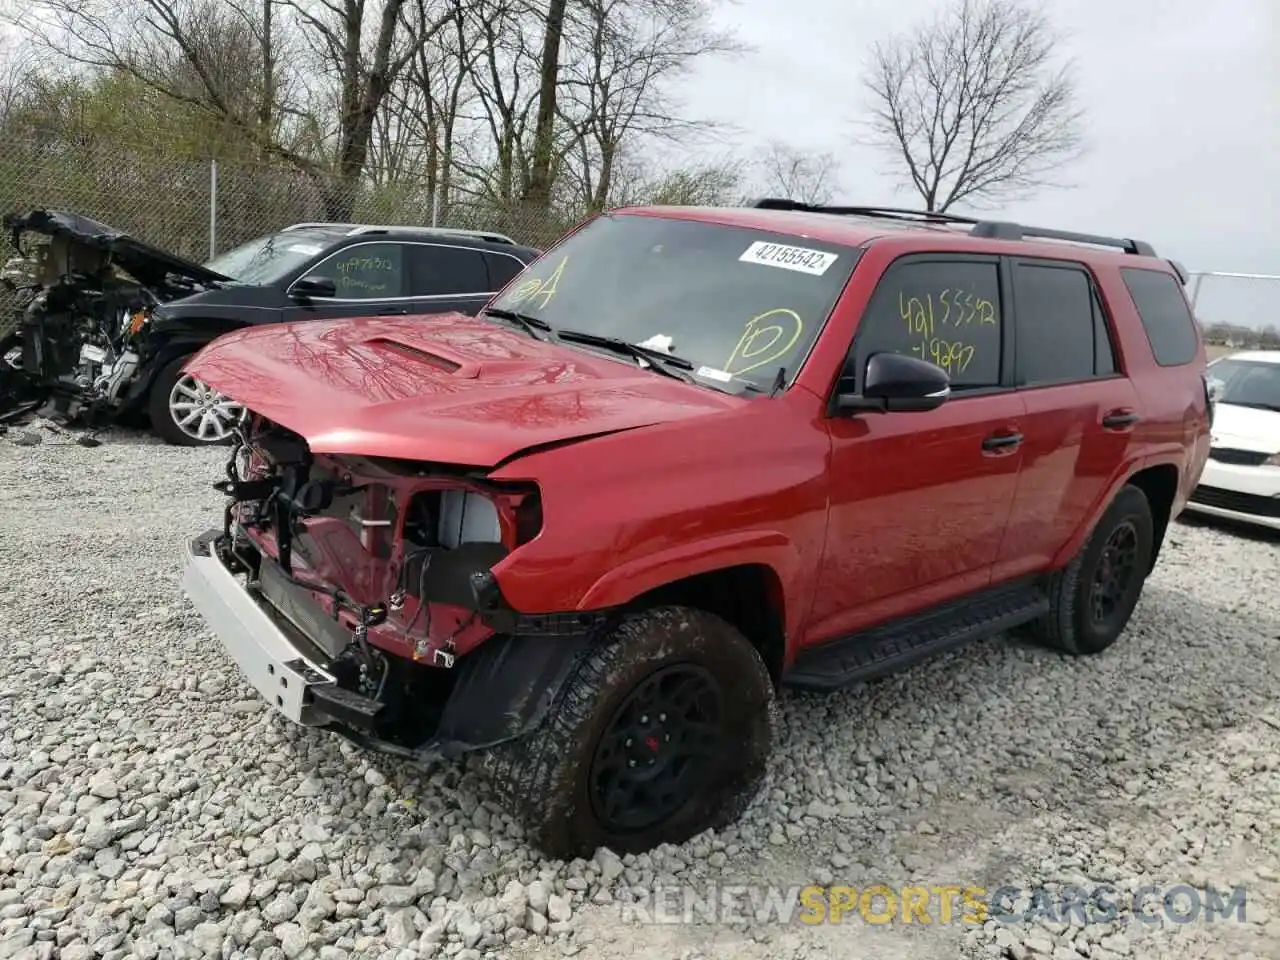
[184,313,743,465]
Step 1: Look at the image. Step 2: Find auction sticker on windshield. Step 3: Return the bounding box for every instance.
[739,241,838,276]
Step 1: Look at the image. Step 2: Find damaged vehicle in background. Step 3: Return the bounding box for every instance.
[0,209,231,435]
[0,210,539,445]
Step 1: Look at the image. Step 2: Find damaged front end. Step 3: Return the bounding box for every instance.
[0,210,228,426]
[182,414,607,761]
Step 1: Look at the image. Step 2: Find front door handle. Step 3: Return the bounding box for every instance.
[982,432,1023,452]
[377,308,409,316]
[1102,409,1140,430]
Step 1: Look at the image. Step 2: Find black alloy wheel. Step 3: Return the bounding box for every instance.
[588,663,724,834]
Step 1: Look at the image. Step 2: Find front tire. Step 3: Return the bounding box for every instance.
[1020,483,1155,656]
[147,355,243,447]
[481,606,777,860]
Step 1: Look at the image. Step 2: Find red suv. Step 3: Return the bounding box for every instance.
[180,201,1212,859]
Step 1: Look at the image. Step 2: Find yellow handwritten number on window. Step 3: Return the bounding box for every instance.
[724,308,804,376]
[897,287,995,374]
[899,289,997,336]
[912,337,976,373]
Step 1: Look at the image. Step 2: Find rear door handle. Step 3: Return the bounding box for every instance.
[377,308,408,316]
[1102,409,1140,430]
[982,432,1023,452]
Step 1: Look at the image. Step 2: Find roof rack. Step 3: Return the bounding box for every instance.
[749,198,1157,258]
[968,221,1155,256]
[282,222,360,232]
[281,222,517,245]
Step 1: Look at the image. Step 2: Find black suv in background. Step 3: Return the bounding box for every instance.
[142,222,541,444]
[0,212,541,445]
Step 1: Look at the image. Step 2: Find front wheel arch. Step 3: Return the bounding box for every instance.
[478,604,778,859]
[631,563,788,685]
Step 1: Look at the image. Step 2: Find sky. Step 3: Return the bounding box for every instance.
[684,0,1279,329]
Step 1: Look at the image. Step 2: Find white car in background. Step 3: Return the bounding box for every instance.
[1184,351,1280,532]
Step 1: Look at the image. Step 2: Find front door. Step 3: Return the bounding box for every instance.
[282,240,414,323]
[808,254,1026,644]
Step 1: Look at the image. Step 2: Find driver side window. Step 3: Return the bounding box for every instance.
[850,258,1004,392]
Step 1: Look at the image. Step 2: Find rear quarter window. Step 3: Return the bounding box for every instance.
[1120,267,1199,366]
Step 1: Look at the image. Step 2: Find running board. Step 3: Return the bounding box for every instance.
[785,579,1050,691]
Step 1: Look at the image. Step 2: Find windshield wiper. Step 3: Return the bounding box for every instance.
[735,366,788,398]
[481,307,554,340]
[553,328,697,381]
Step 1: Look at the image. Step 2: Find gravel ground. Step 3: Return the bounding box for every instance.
[1,420,1278,960]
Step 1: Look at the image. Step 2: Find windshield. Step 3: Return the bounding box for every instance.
[486,212,860,392]
[204,229,333,284]
[1208,358,1280,412]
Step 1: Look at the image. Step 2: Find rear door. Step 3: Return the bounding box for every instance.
[403,243,500,316]
[483,250,531,296]
[994,257,1143,580]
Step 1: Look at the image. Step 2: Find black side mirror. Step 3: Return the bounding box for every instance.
[290,275,337,300]
[835,352,951,414]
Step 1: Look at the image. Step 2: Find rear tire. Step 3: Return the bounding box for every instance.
[147,355,242,447]
[480,606,777,860]
[1019,483,1154,656]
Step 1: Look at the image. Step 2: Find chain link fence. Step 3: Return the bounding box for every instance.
[0,139,582,336]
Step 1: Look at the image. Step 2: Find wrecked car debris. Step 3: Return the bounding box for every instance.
[1,210,543,445]
[0,209,232,437]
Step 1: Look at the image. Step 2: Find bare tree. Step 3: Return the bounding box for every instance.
[642,158,745,205]
[558,0,742,212]
[458,0,541,206]
[524,0,569,210]
[21,0,296,155]
[19,0,452,217]
[861,0,1084,211]
[754,140,840,205]
[278,0,453,214]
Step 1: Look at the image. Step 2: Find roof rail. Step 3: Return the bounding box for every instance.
[281,222,354,232]
[750,198,979,226]
[280,221,517,245]
[968,221,1156,256]
[750,198,1158,258]
[345,224,517,245]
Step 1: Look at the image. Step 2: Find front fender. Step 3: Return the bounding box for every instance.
[575,529,804,637]
[124,324,243,406]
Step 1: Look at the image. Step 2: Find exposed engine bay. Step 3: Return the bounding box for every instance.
[0,210,227,428]
[204,413,586,755]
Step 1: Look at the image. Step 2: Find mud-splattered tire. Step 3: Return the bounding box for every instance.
[480,605,778,860]
[1018,483,1154,656]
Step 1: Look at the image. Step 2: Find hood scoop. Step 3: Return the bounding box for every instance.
[363,336,480,378]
